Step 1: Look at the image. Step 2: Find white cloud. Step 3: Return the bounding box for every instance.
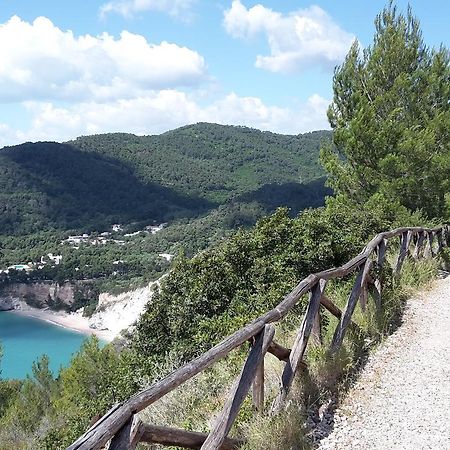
[0,13,332,148]
[99,0,196,19]
[223,1,354,73]
[0,16,206,102]
[203,92,330,134]
[0,91,330,147]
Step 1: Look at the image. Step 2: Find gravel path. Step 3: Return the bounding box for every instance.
[318,276,450,450]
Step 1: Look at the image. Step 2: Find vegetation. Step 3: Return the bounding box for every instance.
[0,238,442,450]
[131,202,420,366]
[0,179,331,293]
[0,124,331,290]
[70,125,329,205]
[321,5,450,220]
[1,124,329,237]
[0,4,449,450]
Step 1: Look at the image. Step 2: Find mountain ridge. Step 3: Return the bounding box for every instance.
[1,123,332,236]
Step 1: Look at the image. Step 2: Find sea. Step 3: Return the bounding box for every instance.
[0,311,87,379]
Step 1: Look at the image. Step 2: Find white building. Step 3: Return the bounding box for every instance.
[159,253,174,262]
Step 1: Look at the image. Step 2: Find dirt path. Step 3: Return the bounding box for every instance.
[318,276,450,450]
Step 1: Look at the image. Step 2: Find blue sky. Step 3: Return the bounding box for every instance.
[0,0,448,146]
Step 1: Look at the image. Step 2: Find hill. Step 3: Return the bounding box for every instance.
[70,123,330,204]
[0,123,331,290]
[0,142,211,236]
[1,123,331,236]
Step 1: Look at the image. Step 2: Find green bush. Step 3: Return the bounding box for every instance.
[131,198,424,367]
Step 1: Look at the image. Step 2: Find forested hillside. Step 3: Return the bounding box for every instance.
[0,124,330,236]
[71,124,329,204]
[0,124,331,290]
[0,142,210,236]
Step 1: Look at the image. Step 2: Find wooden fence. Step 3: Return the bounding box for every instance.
[68,225,449,450]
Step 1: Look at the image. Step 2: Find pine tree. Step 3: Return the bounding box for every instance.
[321,4,450,220]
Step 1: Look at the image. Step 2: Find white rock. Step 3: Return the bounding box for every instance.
[89,277,164,336]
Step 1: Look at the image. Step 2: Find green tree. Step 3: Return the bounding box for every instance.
[49,338,139,447]
[0,355,56,444]
[321,4,450,220]
[131,203,405,365]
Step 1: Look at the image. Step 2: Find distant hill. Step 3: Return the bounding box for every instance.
[0,123,332,236]
[71,123,331,203]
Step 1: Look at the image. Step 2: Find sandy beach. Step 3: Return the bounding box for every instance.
[11,304,116,342]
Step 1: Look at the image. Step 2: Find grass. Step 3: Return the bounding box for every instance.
[241,395,309,450]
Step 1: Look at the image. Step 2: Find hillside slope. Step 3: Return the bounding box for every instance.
[0,124,331,288]
[71,123,330,203]
[0,123,330,236]
[0,142,211,236]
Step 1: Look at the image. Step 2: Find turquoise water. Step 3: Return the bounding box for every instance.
[0,312,87,379]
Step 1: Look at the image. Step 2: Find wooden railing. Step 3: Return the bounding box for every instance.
[68,225,449,450]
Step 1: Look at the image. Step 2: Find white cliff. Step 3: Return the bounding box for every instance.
[0,278,162,341]
[88,280,160,336]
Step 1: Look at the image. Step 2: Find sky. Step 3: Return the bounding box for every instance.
[0,0,449,147]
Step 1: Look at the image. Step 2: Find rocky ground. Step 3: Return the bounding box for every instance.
[312,275,450,450]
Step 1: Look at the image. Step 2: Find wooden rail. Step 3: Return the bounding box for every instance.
[68,225,449,450]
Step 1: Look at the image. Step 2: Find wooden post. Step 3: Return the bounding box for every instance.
[369,286,381,315]
[443,226,449,248]
[359,283,368,312]
[413,231,426,260]
[130,418,144,450]
[252,358,264,412]
[201,325,275,450]
[437,230,444,253]
[275,279,326,408]
[330,259,370,353]
[395,231,411,275]
[109,415,133,450]
[359,260,372,313]
[311,309,322,346]
[372,239,387,313]
[377,239,387,267]
[426,231,435,258]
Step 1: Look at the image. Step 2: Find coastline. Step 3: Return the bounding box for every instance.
[9,305,116,342]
